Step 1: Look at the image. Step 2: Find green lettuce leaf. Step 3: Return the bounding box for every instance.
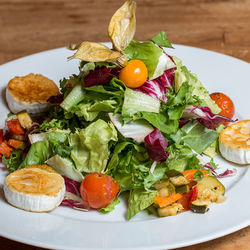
[166,144,201,172]
[19,141,50,169]
[69,119,118,173]
[98,198,120,214]
[46,155,83,182]
[2,150,23,172]
[75,100,117,121]
[171,121,220,154]
[150,31,173,48]
[122,88,160,118]
[173,56,221,114]
[60,84,85,112]
[127,189,157,220]
[124,40,163,78]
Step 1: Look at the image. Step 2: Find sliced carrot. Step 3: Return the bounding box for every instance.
[6,119,25,135]
[0,129,3,144]
[7,139,24,149]
[154,192,183,208]
[182,169,210,182]
[0,142,13,158]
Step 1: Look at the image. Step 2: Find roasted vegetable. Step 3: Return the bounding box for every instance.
[17,111,33,129]
[190,200,209,213]
[158,203,184,217]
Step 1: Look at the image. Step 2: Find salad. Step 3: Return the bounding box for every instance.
[1,0,238,219]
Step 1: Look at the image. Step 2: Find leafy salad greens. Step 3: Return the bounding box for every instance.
[2,0,236,219]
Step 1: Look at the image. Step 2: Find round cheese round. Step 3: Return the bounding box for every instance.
[219,120,250,165]
[6,73,59,114]
[4,165,65,212]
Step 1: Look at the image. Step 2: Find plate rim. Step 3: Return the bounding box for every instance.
[0,44,249,250]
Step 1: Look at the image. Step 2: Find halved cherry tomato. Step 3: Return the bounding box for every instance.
[80,172,119,209]
[209,92,235,119]
[6,119,25,135]
[119,59,148,88]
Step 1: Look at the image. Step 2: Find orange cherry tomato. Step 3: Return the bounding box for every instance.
[209,92,235,119]
[80,172,119,209]
[119,59,148,88]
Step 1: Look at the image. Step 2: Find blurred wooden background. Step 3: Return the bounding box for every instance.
[0,0,249,249]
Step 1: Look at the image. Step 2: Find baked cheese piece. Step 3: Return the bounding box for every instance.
[6,73,59,114]
[219,120,250,164]
[4,165,65,212]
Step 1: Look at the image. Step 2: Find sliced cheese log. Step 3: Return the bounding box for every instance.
[4,165,65,212]
[219,120,250,164]
[6,73,59,114]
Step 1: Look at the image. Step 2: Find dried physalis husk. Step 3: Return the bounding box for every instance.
[67,43,80,50]
[68,42,127,67]
[108,0,136,52]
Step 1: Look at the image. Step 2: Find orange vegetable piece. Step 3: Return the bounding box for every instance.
[7,139,24,149]
[154,192,183,208]
[119,59,148,88]
[0,142,13,158]
[6,119,25,135]
[182,169,210,182]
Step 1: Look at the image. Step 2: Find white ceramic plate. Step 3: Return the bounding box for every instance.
[0,44,249,250]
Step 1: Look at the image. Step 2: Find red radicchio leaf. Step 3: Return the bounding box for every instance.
[84,67,121,87]
[47,93,64,105]
[203,163,237,178]
[136,67,176,103]
[178,119,190,128]
[182,105,237,130]
[60,176,89,211]
[144,128,169,162]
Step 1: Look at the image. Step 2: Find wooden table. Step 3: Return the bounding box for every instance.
[0,0,249,249]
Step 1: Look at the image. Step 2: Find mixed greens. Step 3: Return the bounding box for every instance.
[1,0,236,219]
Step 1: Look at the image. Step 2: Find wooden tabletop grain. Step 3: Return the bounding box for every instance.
[0,0,249,249]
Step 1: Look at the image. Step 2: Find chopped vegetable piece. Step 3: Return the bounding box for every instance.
[157,203,183,217]
[6,119,25,135]
[182,169,210,182]
[7,139,24,149]
[154,192,183,208]
[190,200,209,213]
[177,185,198,210]
[17,111,33,129]
[0,142,13,157]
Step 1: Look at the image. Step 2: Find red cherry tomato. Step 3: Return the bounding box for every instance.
[119,59,148,88]
[80,172,119,209]
[209,92,235,119]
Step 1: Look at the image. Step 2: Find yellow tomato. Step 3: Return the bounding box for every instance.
[119,59,148,88]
